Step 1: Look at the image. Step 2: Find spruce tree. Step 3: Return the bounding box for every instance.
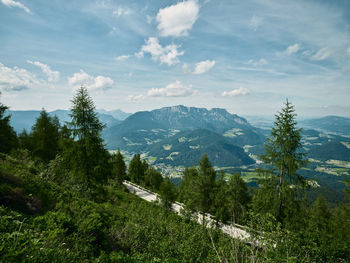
[0,93,18,153]
[31,109,60,163]
[261,99,307,222]
[111,149,127,184]
[128,154,145,184]
[227,173,250,224]
[68,86,111,191]
[213,171,230,225]
[159,177,177,212]
[198,154,216,222]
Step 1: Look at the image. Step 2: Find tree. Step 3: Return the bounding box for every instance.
[159,177,177,212]
[30,109,60,163]
[197,154,217,223]
[68,86,111,191]
[227,173,250,224]
[144,167,163,191]
[179,167,200,211]
[261,99,307,222]
[111,149,127,184]
[0,93,18,153]
[128,154,146,184]
[213,171,230,225]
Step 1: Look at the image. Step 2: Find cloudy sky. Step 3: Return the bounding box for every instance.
[1,0,350,117]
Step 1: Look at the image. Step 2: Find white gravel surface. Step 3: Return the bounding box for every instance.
[123,180,251,242]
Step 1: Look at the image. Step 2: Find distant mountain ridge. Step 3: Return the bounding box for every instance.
[7,110,121,133]
[103,105,265,151]
[300,116,350,135]
[96,109,131,120]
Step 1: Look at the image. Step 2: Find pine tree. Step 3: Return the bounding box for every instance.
[179,167,200,211]
[128,154,146,184]
[68,86,111,191]
[144,167,163,191]
[213,171,230,225]
[31,109,60,163]
[0,93,18,153]
[159,177,177,212]
[227,173,250,224]
[111,149,127,184]
[261,99,307,222]
[197,154,217,223]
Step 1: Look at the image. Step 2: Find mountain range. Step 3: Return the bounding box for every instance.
[7,109,122,133]
[6,106,350,167]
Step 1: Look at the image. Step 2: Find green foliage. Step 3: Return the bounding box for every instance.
[67,87,112,192]
[179,167,200,211]
[159,177,177,211]
[261,100,307,222]
[227,173,250,224]
[144,167,163,191]
[197,154,216,217]
[0,94,18,154]
[212,172,230,224]
[30,109,61,163]
[128,154,146,184]
[111,149,127,184]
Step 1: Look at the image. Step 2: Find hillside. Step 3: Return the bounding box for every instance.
[300,116,350,135]
[146,129,254,167]
[308,141,350,161]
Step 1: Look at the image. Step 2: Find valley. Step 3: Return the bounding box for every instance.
[8,105,350,204]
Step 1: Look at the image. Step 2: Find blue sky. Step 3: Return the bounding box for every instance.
[1,0,350,117]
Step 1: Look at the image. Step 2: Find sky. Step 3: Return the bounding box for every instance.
[1,0,350,117]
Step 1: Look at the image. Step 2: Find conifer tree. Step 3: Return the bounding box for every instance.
[31,109,60,163]
[261,99,307,222]
[128,154,146,184]
[68,86,111,191]
[159,177,177,212]
[213,171,230,224]
[0,93,18,153]
[144,167,163,190]
[112,149,127,184]
[198,154,216,222]
[227,173,250,224]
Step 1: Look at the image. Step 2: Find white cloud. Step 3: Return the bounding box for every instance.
[285,43,301,55]
[221,87,250,97]
[137,37,184,66]
[311,47,332,60]
[1,0,31,14]
[127,94,146,101]
[146,15,153,24]
[27,60,60,82]
[249,15,263,31]
[148,81,195,97]
[0,62,43,91]
[156,0,199,37]
[128,81,196,100]
[112,7,130,17]
[248,58,267,66]
[68,70,114,91]
[114,55,130,61]
[193,60,216,74]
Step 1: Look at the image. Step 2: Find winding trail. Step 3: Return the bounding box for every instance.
[123,180,251,242]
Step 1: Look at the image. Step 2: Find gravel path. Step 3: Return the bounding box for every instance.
[123,180,251,242]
